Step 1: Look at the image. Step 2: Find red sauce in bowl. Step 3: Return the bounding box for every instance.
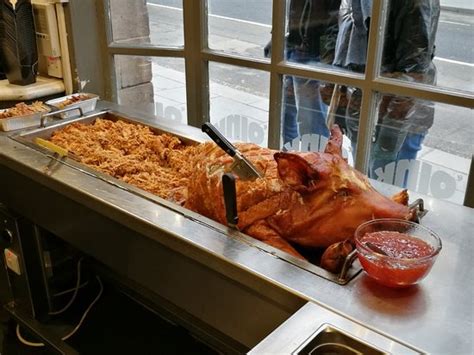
[358,231,436,288]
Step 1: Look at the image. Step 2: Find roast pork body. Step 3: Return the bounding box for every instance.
[185,126,411,259]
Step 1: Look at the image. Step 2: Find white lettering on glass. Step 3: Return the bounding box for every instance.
[374,159,462,201]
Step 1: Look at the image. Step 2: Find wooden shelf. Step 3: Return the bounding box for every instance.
[0,76,65,101]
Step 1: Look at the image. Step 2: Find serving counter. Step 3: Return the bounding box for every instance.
[0,102,472,354]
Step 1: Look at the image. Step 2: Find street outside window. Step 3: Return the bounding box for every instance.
[107,0,473,205]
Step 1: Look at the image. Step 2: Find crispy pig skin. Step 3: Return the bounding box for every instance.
[51,120,412,264]
[186,125,411,249]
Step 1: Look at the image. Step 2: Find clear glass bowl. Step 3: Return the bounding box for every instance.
[354,219,442,288]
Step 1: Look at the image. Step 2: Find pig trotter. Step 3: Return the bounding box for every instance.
[320,240,354,274]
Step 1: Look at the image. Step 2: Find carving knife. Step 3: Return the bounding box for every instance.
[202,123,263,181]
[222,173,239,229]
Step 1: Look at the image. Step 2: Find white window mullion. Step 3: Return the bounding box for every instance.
[183,0,209,127]
[353,0,385,173]
[267,0,286,149]
[373,78,474,109]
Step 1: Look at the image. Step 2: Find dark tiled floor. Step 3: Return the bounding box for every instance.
[1,285,218,355]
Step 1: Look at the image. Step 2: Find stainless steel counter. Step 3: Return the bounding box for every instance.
[1,102,473,354]
[250,302,422,354]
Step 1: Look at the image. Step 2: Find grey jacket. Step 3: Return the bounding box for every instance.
[334,0,440,132]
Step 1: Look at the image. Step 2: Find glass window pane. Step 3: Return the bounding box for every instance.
[152,57,187,124]
[109,0,184,47]
[379,1,474,93]
[114,55,187,125]
[209,62,269,147]
[367,93,473,205]
[208,0,272,59]
[285,0,367,75]
[281,75,359,165]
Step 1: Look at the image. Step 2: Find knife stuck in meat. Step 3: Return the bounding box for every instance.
[202,123,263,181]
[222,173,239,229]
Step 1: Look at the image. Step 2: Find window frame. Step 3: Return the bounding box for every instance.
[98,0,474,199]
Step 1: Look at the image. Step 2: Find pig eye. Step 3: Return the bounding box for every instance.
[338,189,351,197]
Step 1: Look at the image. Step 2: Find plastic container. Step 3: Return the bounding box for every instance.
[354,219,442,288]
[46,93,99,119]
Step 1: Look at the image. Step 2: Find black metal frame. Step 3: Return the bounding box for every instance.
[464,155,474,208]
[0,205,78,354]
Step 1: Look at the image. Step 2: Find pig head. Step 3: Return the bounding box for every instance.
[270,147,411,248]
[185,125,412,258]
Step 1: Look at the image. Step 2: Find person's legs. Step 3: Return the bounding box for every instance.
[392,132,426,187]
[369,124,407,183]
[344,88,362,162]
[282,76,299,145]
[292,76,329,138]
[289,49,329,140]
[397,132,426,161]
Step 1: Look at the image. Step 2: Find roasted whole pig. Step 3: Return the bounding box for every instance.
[186,125,413,261]
[50,119,413,271]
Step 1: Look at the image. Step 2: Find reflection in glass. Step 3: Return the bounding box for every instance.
[369,94,435,185]
[369,93,473,205]
[114,55,187,124]
[279,75,473,205]
[109,0,184,47]
[381,0,474,93]
[209,62,269,147]
[280,75,329,147]
[208,0,272,59]
[379,1,439,91]
[285,0,365,74]
[280,75,360,165]
[151,57,187,125]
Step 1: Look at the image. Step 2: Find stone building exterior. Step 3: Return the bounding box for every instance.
[110,0,154,106]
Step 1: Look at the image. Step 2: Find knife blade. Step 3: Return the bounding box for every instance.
[202,123,263,181]
[222,173,239,229]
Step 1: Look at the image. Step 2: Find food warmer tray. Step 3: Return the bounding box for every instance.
[45,93,99,119]
[0,106,51,132]
[11,110,360,284]
[9,110,425,285]
[3,102,471,355]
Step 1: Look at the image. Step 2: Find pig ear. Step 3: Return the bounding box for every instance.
[324,124,343,156]
[391,189,409,206]
[274,152,319,190]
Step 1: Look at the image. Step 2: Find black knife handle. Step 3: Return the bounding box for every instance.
[202,123,237,157]
[222,173,239,227]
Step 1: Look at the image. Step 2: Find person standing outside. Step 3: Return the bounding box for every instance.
[333,0,440,183]
[285,0,341,143]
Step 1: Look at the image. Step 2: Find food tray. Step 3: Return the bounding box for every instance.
[11,111,360,285]
[46,93,99,119]
[0,107,51,132]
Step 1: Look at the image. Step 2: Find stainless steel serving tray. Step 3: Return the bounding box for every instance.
[0,106,51,132]
[46,93,99,119]
[10,110,363,285]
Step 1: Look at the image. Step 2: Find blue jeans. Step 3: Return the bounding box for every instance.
[370,132,426,187]
[285,49,329,141]
[344,86,427,186]
[397,132,425,160]
[282,76,299,144]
